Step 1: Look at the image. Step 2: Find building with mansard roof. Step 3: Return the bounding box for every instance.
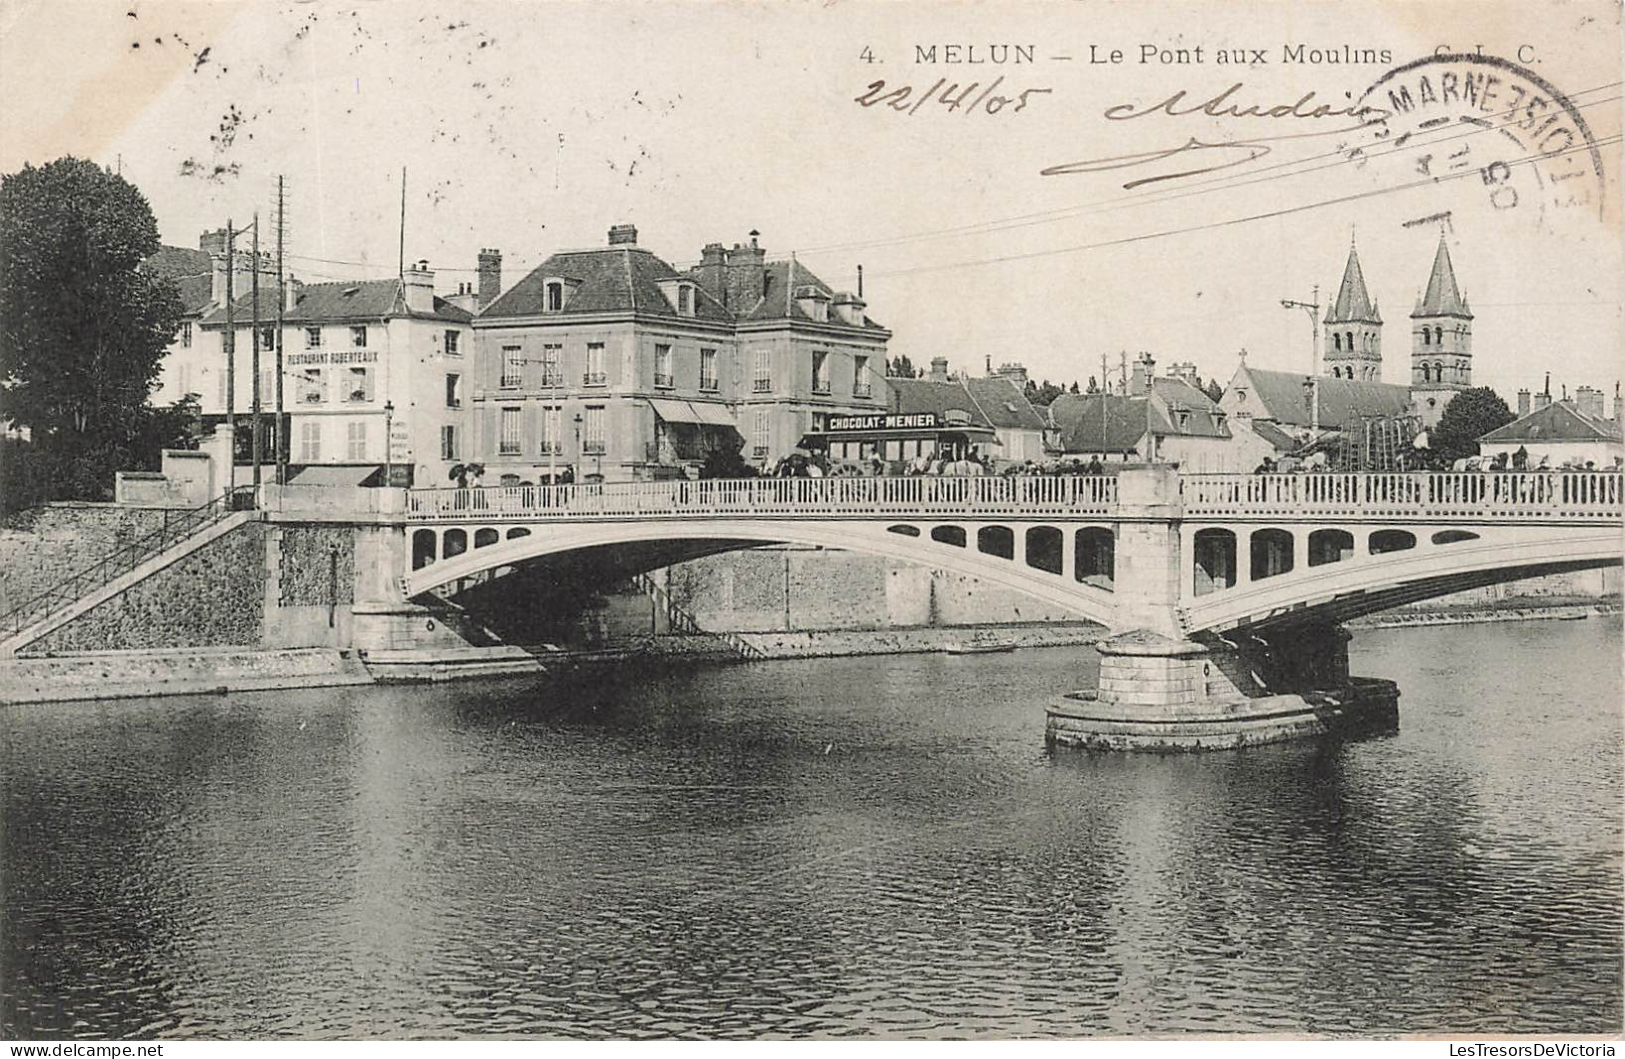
[471,224,891,483]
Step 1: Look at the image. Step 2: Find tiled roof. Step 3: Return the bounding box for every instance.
[1413,234,1472,318]
[1239,366,1413,429]
[1049,393,1152,453]
[1251,418,1300,451]
[1324,244,1381,325]
[886,378,996,429]
[962,376,1048,431]
[141,245,214,315]
[734,259,886,331]
[200,279,471,326]
[1479,401,1622,443]
[483,248,732,322]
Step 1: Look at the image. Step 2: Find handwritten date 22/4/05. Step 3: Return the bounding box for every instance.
[855,76,1051,116]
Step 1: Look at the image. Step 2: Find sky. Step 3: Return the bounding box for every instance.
[3,0,1621,401]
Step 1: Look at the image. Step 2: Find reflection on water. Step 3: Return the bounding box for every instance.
[2,618,1619,1038]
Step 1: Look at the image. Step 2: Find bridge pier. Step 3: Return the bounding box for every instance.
[1048,467,1399,752]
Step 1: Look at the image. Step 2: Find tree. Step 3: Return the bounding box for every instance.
[1086,375,1099,394]
[1427,386,1515,464]
[1202,379,1225,404]
[1,158,184,509]
[886,354,923,379]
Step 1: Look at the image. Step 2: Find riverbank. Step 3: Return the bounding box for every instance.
[1349,599,1620,629]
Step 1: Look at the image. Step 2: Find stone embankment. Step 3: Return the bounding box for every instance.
[0,646,372,704]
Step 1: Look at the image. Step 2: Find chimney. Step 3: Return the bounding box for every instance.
[1577,385,1605,420]
[994,362,1029,388]
[284,276,303,312]
[1131,351,1156,395]
[199,228,228,256]
[446,281,479,314]
[477,248,502,309]
[725,239,766,311]
[928,357,950,383]
[403,259,435,313]
[1534,389,1552,411]
[696,243,728,306]
[1517,388,1531,417]
[209,240,255,307]
[608,223,638,246]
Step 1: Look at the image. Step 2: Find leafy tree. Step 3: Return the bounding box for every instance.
[1427,386,1515,463]
[1086,375,1099,394]
[1203,379,1225,403]
[1068,380,1080,394]
[885,354,923,379]
[2,158,182,447]
[1,158,185,511]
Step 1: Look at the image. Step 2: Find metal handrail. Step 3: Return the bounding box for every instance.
[2,486,255,639]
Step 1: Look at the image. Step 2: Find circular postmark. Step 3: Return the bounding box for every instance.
[1353,53,1608,223]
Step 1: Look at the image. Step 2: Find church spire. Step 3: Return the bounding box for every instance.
[1413,233,1472,318]
[1324,242,1382,325]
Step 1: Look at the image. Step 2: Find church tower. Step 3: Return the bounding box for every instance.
[1409,233,1473,428]
[1323,241,1383,381]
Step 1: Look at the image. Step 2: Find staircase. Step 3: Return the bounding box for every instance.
[631,572,766,661]
[0,488,256,656]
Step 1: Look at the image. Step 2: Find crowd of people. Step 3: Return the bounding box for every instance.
[769,450,1120,479]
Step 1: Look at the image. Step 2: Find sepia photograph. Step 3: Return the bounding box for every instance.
[0,0,1621,1045]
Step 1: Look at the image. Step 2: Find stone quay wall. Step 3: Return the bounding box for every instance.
[0,503,187,614]
[30,523,269,653]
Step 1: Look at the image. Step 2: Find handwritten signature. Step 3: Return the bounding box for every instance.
[1042,83,1391,189]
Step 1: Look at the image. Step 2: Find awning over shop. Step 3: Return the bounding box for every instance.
[650,398,739,431]
[290,464,381,486]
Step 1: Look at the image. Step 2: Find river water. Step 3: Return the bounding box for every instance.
[2,618,1620,1039]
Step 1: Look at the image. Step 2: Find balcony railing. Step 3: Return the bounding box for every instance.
[752,379,772,393]
[812,380,832,395]
[405,474,1120,522]
[540,369,563,387]
[700,376,720,393]
[653,372,674,388]
[1180,471,1625,521]
[584,372,607,386]
[499,375,521,389]
[854,382,873,399]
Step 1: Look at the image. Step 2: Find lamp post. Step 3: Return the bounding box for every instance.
[1281,285,1321,435]
[573,412,583,481]
[383,399,394,488]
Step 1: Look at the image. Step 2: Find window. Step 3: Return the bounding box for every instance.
[181,322,193,348]
[299,420,321,461]
[752,348,771,393]
[445,373,462,409]
[444,330,460,356]
[752,409,770,458]
[1421,328,1431,346]
[346,421,368,461]
[540,406,561,453]
[345,366,373,403]
[300,368,324,404]
[501,345,523,389]
[812,351,831,395]
[175,363,193,398]
[259,369,274,406]
[541,344,563,387]
[1332,333,1342,352]
[440,424,459,461]
[582,405,605,454]
[499,407,521,455]
[677,285,692,316]
[654,344,673,388]
[305,326,322,348]
[351,326,368,348]
[546,281,564,312]
[854,355,871,398]
[700,348,718,392]
[585,343,606,385]
[259,325,275,352]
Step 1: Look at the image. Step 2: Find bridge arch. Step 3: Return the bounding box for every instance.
[402,517,1122,627]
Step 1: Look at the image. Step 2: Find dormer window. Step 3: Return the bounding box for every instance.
[678,285,692,316]
[657,279,699,316]
[546,282,564,312]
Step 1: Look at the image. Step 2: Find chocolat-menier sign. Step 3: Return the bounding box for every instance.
[825,412,942,433]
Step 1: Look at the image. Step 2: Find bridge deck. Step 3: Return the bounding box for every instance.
[402,472,1623,524]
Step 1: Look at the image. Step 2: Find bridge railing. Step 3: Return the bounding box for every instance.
[1180,471,1624,520]
[404,474,1120,521]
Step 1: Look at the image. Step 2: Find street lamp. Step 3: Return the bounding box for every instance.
[573,412,584,482]
[1281,284,1321,435]
[383,399,394,488]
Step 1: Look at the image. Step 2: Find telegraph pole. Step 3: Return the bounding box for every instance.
[1100,352,1109,457]
[1281,284,1321,434]
[275,177,288,485]
[251,213,262,491]
[225,217,236,493]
